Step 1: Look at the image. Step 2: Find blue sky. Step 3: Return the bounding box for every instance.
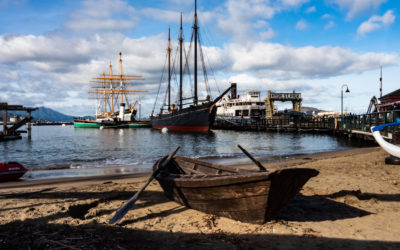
[0,0,399,116]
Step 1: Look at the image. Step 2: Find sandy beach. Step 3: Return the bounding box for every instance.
[1,146,400,249]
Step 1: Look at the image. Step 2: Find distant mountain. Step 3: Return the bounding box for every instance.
[283,106,326,115]
[0,107,77,122]
[301,106,326,115]
[30,107,75,122]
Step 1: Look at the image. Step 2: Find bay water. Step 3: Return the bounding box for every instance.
[0,125,363,180]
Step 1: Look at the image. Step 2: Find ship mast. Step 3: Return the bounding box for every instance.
[109,62,114,114]
[102,72,107,114]
[380,65,383,98]
[168,27,171,111]
[119,52,124,104]
[193,0,198,105]
[179,13,183,110]
[88,53,147,120]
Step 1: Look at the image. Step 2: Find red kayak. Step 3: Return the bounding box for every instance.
[0,162,28,181]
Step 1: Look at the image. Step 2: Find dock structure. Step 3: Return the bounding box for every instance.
[0,103,38,141]
[213,116,330,132]
[265,91,302,119]
[333,110,400,143]
[214,109,400,144]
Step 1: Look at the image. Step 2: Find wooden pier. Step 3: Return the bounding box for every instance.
[213,109,400,144]
[213,116,331,132]
[0,103,38,141]
[333,110,400,143]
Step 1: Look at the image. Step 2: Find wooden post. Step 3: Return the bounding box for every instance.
[3,109,7,135]
[27,110,31,139]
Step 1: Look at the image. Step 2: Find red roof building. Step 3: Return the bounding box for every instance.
[379,89,400,111]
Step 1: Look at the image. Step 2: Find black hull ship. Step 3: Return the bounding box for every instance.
[151,103,216,132]
[151,0,231,132]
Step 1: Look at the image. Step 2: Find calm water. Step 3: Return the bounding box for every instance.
[1,125,362,180]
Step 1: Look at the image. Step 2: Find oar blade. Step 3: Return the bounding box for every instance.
[109,146,180,224]
[109,193,139,224]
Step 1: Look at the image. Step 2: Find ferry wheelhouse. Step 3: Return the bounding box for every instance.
[216,85,266,119]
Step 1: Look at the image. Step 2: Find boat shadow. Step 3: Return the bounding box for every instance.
[0,188,171,217]
[320,189,400,201]
[277,193,371,222]
[1,217,400,249]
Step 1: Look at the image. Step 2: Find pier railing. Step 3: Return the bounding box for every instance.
[213,110,400,142]
[334,110,400,132]
[214,116,331,131]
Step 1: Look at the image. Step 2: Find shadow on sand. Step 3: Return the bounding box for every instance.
[277,194,371,222]
[1,217,400,249]
[1,186,399,248]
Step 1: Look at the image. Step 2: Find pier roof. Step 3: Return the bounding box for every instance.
[379,89,400,104]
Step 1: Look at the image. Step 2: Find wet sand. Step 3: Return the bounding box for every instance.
[1,147,400,249]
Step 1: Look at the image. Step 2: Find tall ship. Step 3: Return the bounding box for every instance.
[216,85,266,119]
[74,53,150,128]
[150,0,231,132]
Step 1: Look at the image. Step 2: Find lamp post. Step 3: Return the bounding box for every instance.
[341,84,350,120]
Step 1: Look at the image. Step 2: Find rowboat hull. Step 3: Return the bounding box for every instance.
[0,162,27,181]
[155,156,318,223]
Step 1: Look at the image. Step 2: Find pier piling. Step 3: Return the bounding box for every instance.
[0,103,37,141]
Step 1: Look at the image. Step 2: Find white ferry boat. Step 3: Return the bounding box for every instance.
[216,84,266,118]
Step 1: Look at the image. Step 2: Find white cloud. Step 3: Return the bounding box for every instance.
[279,0,309,8]
[259,28,276,40]
[228,73,310,92]
[65,0,138,33]
[324,20,335,30]
[142,8,215,24]
[295,19,308,30]
[357,10,395,36]
[329,0,387,20]
[0,32,169,113]
[321,14,333,19]
[217,0,275,42]
[305,6,316,14]
[227,42,398,79]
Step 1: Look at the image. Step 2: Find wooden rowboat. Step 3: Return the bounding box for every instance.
[154,155,318,224]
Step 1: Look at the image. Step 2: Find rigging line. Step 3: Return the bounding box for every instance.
[186,31,194,98]
[198,14,226,95]
[162,80,168,110]
[171,42,180,104]
[182,40,192,102]
[198,34,211,97]
[151,52,168,115]
[198,32,220,95]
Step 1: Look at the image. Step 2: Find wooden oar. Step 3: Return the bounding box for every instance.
[109,146,180,224]
[237,144,267,172]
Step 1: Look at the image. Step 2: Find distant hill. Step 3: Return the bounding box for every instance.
[301,106,326,115]
[0,107,78,122]
[30,107,75,122]
[285,106,326,115]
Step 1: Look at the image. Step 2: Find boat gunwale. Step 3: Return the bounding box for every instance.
[155,156,318,188]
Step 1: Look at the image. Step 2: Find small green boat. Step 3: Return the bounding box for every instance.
[73,118,150,128]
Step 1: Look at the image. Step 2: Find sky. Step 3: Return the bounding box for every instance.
[0,0,399,116]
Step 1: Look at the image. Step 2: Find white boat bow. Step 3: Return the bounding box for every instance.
[371,119,400,158]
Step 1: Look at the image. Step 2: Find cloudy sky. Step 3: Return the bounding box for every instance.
[0,0,398,116]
